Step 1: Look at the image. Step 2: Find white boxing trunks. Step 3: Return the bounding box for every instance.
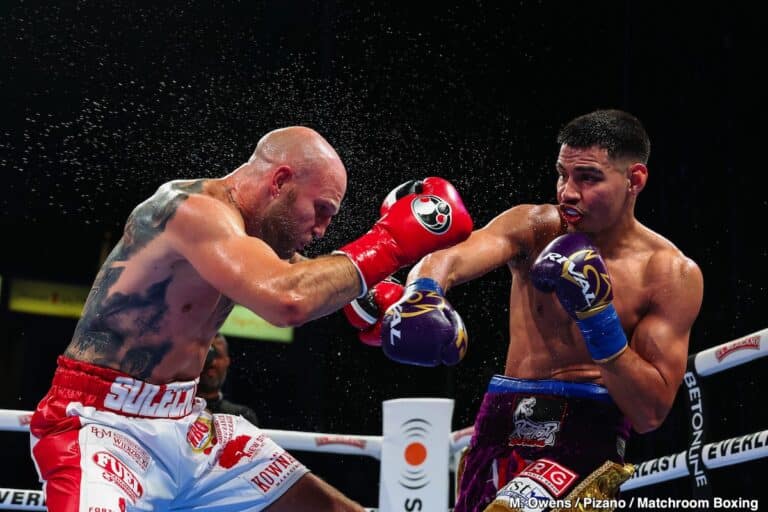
[30,356,308,512]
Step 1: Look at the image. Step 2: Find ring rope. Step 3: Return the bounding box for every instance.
[0,327,765,510]
[621,428,768,491]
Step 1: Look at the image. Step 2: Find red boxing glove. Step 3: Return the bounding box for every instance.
[342,278,404,346]
[337,177,473,295]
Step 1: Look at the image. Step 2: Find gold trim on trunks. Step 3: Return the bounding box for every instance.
[551,461,635,512]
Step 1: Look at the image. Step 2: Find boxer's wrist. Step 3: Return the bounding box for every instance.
[333,250,370,297]
[575,304,628,363]
[405,277,444,296]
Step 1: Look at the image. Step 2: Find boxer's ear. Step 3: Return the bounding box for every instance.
[271,166,293,197]
[627,163,647,195]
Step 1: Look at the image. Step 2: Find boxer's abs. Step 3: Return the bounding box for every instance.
[504,312,605,383]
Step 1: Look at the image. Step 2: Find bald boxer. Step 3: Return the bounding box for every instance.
[29,126,473,512]
[366,110,703,511]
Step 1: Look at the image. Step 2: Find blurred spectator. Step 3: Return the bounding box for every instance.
[197,332,260,426]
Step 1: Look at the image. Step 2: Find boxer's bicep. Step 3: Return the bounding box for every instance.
[631,253,703,404]
[165,196,295,323]
[412,204,544,289]
[444,224,518,286]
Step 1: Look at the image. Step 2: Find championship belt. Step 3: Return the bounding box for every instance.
[551,461,635,512]
[483,460,634,512]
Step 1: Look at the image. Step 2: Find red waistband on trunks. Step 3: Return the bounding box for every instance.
[48,356,198,419]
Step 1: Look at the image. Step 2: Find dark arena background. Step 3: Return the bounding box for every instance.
[1,1,766,510]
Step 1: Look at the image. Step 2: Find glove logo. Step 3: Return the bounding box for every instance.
[386,304,402,347]
[542,250,611,311]
[397,418,432,490]
[400,291,445,317]
[411,195,452,234]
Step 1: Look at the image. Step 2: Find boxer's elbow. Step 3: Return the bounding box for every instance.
[631,404,671,434]
[263,293,313,327]
[632,417,662,434]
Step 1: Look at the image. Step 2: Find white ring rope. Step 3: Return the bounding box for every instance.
[622,428,768,491]
[691,327,768,376]
[0,327,765,510]
[0,490,44,512]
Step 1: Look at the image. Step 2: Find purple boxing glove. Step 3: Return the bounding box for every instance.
[531,233,628,363]
[380,278,468,367]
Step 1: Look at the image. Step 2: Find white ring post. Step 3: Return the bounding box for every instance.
[379,398,454,512]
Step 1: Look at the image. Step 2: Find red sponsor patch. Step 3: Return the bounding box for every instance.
[92,452,144,503]
[218,434,267,469]
[518,458,578,497]
[715,335,760,361]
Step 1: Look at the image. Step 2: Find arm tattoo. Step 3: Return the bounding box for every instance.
[66,180,206,378]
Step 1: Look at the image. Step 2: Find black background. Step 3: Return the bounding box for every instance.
[1,1,766,508]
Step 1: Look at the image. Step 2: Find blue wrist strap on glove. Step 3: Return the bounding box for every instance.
[406,277,445,296]
[575,304,628,363]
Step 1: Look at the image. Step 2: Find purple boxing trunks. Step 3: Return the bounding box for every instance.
[455,375,632,512]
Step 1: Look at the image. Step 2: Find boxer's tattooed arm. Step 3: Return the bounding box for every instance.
[119,180,204,259]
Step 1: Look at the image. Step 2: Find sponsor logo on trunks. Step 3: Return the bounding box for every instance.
[103,377,194,418]
[91,426,113,439]
[214,414,236,446]
[89,427,151,471]
[518,459,578,497]
[508,396,564,448]
[92,451,144,503]
[250,451,301,494]
[187,411,216,454]
[494,476,555,512]
[112,432,150,472]
[715,335,761,361]
[88,499,125,512]
[218,434,268,469]
[411,195,452,234]
[315,435,367,449]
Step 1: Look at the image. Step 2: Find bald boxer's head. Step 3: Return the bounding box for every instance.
[228,126,347,258]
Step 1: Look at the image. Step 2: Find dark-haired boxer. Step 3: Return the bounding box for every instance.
[29,126,473,512]
[356,110,703,511]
